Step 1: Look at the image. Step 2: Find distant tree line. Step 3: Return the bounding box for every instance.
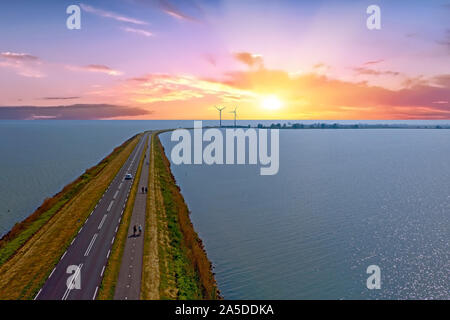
[255,123,450,129]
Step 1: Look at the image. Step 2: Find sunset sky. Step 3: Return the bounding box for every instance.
[0,0,449,119]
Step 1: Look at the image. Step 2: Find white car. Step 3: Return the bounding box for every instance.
[125,173,133,180]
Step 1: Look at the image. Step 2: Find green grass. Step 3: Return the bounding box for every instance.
[154,139,203,300]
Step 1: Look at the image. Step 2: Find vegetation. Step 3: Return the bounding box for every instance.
[0,134,140,300]
[152,132,219,300]
[256,122,450,129]
[97,135,148,299]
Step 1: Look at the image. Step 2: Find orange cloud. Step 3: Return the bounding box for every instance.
[233,52,264,69]
[87,54,449,119]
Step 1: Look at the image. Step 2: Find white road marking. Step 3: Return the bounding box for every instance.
[113,190,119,199]
[49,267,56,279]
[107,201,114,212]
[93,286,98,300]
[84,234,98,257]
[107,250,111,259]
[34,289,42,300]
[101,266,106,277]
[118,183,123,189]
[60,252,67,261]
[98,214,107,230]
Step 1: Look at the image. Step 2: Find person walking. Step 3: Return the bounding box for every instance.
[138,224,142,236]
[145,187,148,193]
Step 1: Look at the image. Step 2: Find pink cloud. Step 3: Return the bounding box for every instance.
[66,64,123,76]
[0,51,45,78]
[80,4,148,26]
[122,27,154,37]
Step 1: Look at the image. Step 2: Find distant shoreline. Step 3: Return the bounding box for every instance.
[229,123,450,130]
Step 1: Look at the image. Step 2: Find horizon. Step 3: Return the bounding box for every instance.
[0,0,449,120]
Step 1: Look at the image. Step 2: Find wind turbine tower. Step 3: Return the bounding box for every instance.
[229,107,238,128]
[215,106,226,127]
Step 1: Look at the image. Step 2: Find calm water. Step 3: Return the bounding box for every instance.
[160,129,450,299]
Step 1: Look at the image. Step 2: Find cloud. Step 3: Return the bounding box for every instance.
[353,66,400,77]
[157,0,197,21]
[352,61,399,77]
[0,51,45,78]
[40,96,81,101]
[80,4,148,25]
[121,73,255,104]
[66,64,123,76]
[60,52,449,120]
[362,59,384,66]
[122,27,154,37]
[0,104,151,120]
[312,63,331,74]
[0,52,40,62]
[233,52,264,68]
[206,64,450,119]
[436,29,450,50]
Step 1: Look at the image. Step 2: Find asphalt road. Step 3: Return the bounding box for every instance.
[114,135,150,300]
[35,132,149,300]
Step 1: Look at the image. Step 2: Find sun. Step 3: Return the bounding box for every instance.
[261,95,282,110]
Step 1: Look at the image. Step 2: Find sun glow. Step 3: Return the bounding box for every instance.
[261,95,282,110]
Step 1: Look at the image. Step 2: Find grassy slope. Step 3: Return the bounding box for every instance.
[141,133,160,299]
[152,132,219,300]
[0,134,140,300]
[97,135,148,299]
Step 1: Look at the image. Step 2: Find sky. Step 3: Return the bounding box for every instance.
[0,0,449,120]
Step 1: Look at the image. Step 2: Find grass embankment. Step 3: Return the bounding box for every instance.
[97,135,148,300]
[0,134,140,300]
[143,132,219,300]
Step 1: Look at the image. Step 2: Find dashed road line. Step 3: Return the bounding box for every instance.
[107,201,114,212]
[98,214,107,230]
[93,286,98,300]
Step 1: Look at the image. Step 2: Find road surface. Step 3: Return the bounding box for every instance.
[35,132,149,300]
[114,135,151,300]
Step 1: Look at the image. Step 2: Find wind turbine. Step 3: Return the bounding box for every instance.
[215,106,226,127]
[229,107,238,128]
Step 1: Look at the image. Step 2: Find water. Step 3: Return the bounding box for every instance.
[160,129,450,299]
